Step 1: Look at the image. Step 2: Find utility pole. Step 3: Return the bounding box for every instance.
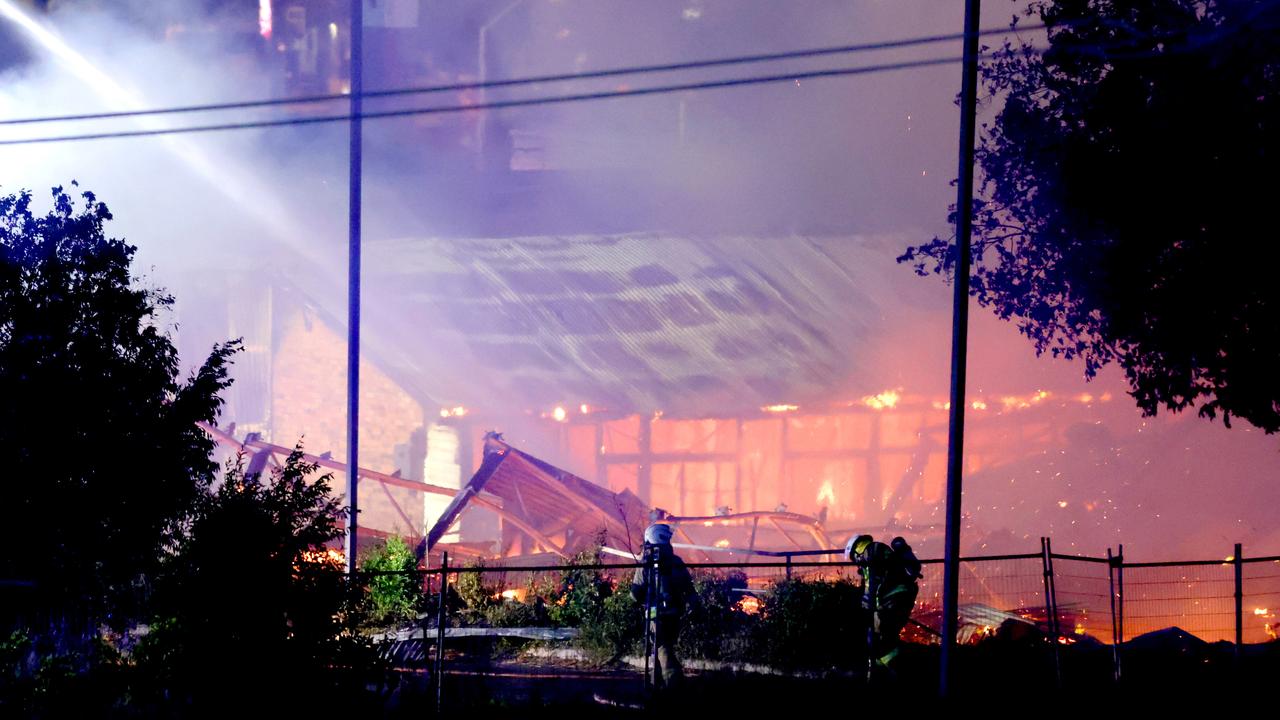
[940,0,982,699]
[345,0,364,576]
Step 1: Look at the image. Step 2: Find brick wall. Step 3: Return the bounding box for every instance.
[271,305,425,539]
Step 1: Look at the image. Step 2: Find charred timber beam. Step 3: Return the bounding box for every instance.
[201,422,457,497]
[663,510,823,526]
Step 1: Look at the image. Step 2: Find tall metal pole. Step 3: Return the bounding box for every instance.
[344,0,364,576]
[940,0,982,699]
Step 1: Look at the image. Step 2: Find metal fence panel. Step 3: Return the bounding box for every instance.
[1120,563,1237,642]
[1052,557,1114,646]
[1243,558,1280,643]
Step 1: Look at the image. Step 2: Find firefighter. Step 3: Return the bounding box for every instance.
[631,523,695,691]
[845,533,922,674]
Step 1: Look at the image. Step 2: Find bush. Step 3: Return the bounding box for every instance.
[0,628,132,715]
[135,445,389,712]
[484,599,550,629]
[547,557,613,629]
[454,559,500,624]
[755,577,866,671]
[678,571,754,662]
[576,589,642,663]
[359,536,424,628]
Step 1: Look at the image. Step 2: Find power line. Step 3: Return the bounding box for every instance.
[0,55,967,146]
[0,14,1245,148]
[0,23,1052,128]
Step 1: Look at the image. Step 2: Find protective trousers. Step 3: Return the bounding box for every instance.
[648,617,683,689]
[871,583,919,667]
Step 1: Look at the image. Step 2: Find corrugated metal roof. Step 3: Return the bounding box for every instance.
[342,233,930,415]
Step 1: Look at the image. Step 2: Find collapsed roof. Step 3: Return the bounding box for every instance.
[422,432,834,562]
[203,423,834,562]
[289,233,940,417]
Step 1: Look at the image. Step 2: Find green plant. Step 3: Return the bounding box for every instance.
[576,588,641,663]
[484,598,550,628]
[359,536,424,627]
[546,536,613,628]
[755,577,865,670]
[0,627,135,715]
[454,559,500,623]
[678,571,755,662]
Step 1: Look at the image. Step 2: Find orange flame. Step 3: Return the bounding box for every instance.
[817,479,836,507]
[761,404,799,413]
[862,390,900,410]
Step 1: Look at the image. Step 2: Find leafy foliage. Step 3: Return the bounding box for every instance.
[0,184,238,615]
[899,0,1280,431]
[755,577,865,670]
[137,446,384,710]
[677,571,753,662]
[575,588,642,663]
[444,549,871,671]
[359,536,424,627]
[546,541,615,628]
[453,558,500,621]
[0,628,133,715]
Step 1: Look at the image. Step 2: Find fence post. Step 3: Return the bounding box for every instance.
[1116,544,1124,650]
[1234,542,1243,661]
[785,553,792,581]
[1107,548,1121,684]
[1045,538,1061,639]
[436,551,448,711]
[1041,537,1062,689]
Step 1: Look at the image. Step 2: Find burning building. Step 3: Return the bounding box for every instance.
[192,231,1161,562]
[4,0,1277,567]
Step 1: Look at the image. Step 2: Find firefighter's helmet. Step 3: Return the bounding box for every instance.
[644,523,673,546]
[844,534,874,562]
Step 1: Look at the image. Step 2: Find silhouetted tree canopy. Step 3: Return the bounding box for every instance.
[138,447,374,710]
[0,184,238,615]
[899,0,1280,432]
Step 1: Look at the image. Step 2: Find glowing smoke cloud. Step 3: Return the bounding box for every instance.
[0,0,297,249]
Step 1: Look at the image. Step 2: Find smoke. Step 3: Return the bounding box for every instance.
[1,0,1274,560]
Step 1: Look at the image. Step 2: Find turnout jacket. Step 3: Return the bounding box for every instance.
[857,540,921,610]
[631,547,695,618]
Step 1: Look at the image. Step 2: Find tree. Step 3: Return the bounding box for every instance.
[139,447,375,710]
[0,184,238,615]
[898,0,1280,431]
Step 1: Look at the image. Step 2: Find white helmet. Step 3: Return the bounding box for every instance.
[644,523,673,545]
[844,534,873,562]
